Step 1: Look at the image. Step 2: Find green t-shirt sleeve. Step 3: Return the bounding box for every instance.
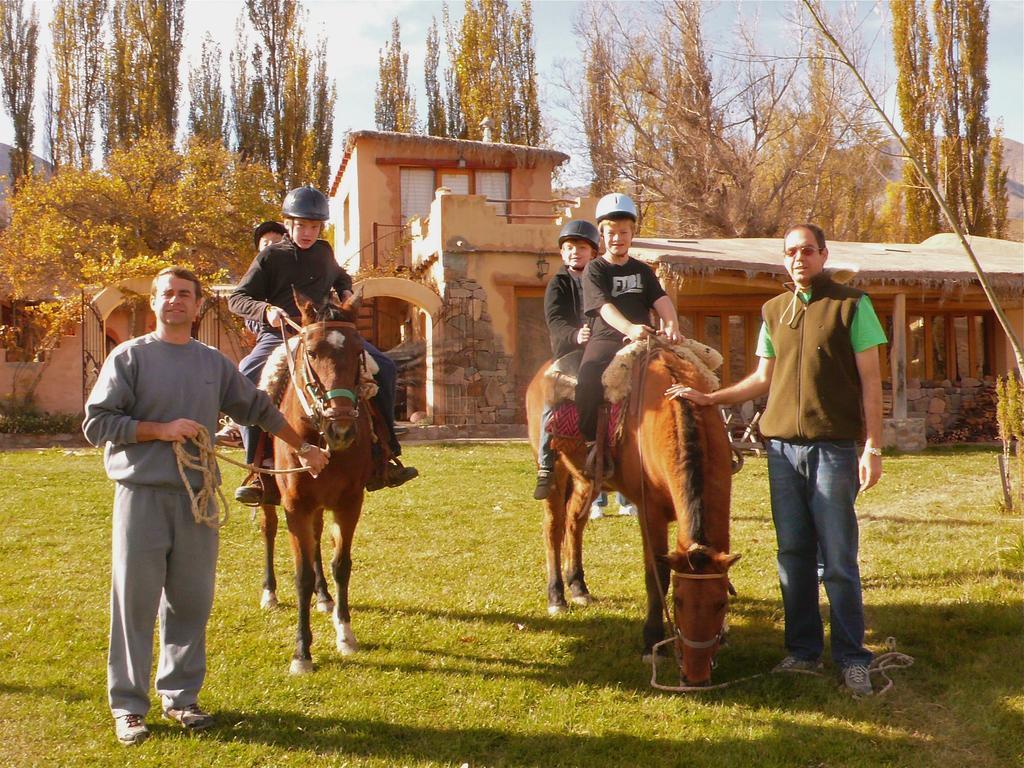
[851,295,887,352]
[755,321,775,358]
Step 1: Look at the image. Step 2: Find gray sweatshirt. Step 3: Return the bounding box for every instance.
[83,334,286,492]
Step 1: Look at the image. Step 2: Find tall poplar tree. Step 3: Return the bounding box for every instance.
[188,33,229,146]
[932,0,991,234]
[49,0,107,169]
[308,36,336,191]
[890,0,941,240]
[104,0,185,152]
[447,0,541,144]
[0,0,39,189]
[374,17,417,133]
[424,17,446,136]
[986,123,1008,239]
[229,16,269,166]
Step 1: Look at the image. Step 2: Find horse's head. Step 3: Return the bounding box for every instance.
[293,289,365,452]
[665,542,741,686]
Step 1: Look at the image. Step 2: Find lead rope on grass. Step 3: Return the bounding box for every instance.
[649,636,914,694]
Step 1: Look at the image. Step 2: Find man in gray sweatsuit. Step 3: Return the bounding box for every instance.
[83,267,327,745]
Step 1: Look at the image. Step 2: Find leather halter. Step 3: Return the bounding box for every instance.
[279,317,366,437]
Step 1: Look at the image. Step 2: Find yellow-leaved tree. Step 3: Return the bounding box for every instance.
[0,132,278,346]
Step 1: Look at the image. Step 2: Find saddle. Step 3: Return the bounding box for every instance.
[544,338,724,475]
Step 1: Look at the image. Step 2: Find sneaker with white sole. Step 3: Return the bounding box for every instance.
[589,503,605,520]
[618,503,638,517]
[115,713,149,745]
[163,703,215,731]
[772,655,823,674]
[841,664,873,697]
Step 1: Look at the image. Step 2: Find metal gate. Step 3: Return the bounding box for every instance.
[81,293,106,406]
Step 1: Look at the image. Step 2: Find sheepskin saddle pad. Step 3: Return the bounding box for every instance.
[543,337,723,443]
[258,335,380,406]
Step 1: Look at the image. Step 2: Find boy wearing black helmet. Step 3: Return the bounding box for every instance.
[533,218,600,499]
[577,193,681,475]
[228,186,418,503]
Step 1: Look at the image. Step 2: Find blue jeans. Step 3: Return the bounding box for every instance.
[538,403,555,471]
[239,332,401,465]
[766,439,872,669]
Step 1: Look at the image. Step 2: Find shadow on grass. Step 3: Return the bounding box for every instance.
[204,707,923,766]
[0,682,91,702]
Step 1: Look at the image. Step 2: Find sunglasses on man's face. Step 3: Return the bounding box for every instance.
[783,245,821,258]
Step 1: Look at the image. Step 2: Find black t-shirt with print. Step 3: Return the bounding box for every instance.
[582,256,667,342]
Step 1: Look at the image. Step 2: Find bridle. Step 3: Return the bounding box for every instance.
[278,315,366,440]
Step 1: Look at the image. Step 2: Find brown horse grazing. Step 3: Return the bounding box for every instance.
[526,337,740,686]
[261,290,376,675]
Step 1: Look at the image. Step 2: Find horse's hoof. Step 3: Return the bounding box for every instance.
[547,603,567,616]
[334,619,358,655]
[260,590,278,610]
[316,598,335,614]
[571,593,593,606]
[289,658,314,675]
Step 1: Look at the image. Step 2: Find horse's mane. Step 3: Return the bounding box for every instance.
[661,352,707,545]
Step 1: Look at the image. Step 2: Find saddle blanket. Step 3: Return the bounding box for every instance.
[547,401,623,445]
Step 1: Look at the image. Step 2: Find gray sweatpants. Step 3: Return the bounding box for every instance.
[108,483,218,718]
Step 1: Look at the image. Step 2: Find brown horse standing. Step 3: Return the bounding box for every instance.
[261,291,376,675]
[526,339,740,685]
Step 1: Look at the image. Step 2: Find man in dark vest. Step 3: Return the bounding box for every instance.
[670,223,885,697]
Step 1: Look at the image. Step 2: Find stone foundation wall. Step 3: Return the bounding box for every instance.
[436,275,519,427]
[892,377,996,439]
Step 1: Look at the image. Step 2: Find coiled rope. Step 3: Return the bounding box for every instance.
[172,425,317,529]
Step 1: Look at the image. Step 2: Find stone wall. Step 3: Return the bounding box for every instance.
[892,377,997,440]
[436,272,519,427]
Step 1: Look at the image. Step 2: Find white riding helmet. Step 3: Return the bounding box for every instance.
[595,192,638,223]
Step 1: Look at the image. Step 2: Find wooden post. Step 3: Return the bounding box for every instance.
[890,293,907,419]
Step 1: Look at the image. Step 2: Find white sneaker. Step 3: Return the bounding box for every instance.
[618,503,638,517]
[589,504,605,520]
[115,713,149,746]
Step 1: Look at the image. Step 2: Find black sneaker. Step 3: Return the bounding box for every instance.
[163,703,214,731]
[115,713,149,746]
[385,462,419,488]
[533,469,554,500]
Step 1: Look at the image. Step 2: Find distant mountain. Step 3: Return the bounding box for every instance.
[0,142,53,205]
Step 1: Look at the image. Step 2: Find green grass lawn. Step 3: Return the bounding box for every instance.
[0,443,1021,767]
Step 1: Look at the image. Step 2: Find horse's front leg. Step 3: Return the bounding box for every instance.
[259,504,279,609]
[312,511,335,613]
[641,506,671,661]
[330,496,364,655]
[286,510,318,674]
[544,467,570,615]
[564,477,593,606]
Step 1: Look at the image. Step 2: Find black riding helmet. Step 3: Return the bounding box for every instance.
[252,220,287,249]
[558,219,600,251]
[282,185,330,221]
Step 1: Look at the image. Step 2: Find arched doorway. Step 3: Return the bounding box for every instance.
[353,277,443,424]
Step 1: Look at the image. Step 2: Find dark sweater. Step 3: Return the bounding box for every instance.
[544,266,588,360]
[758,276,866,441]
[228,236,353,333]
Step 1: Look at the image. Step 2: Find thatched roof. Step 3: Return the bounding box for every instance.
[633,233,1023,295]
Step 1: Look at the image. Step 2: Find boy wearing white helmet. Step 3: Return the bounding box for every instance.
[576,193,681,474]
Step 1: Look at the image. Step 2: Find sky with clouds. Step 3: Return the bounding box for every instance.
[2,0,1022,188]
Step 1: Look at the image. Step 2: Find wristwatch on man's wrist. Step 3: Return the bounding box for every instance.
[864,446,882,457]
[296,442,315,456]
